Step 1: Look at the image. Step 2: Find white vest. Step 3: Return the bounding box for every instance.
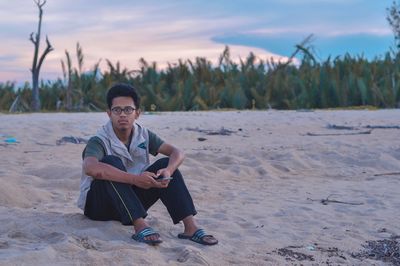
[77,121,150,210]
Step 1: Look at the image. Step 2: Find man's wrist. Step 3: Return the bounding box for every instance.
[128,173,137,185]
[165,167,174,176]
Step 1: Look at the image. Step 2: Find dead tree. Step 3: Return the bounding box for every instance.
[61,51,73,111]
[276,34,314,69]
[30,0,54,111]
[387,1,400,50]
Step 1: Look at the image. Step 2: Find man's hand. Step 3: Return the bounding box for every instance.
[156,168,172,180]
[155,168,173,187]
[132,171,169,189]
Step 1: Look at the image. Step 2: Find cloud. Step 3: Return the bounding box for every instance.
[0,55,18,62]
[245,26,392,38]
[0,0,393,83]
[3,2,283,82]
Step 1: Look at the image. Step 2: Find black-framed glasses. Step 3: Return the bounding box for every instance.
[111,106,136,115]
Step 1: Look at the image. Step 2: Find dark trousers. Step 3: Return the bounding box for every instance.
[84,155,197,225]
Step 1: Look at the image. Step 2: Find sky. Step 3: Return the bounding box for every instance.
[0,0,394,85]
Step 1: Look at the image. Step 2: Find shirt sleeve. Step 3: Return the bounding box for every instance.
[148,129,164,156]
[82,136,106,160]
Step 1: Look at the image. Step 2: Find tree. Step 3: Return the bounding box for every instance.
[387,1,400,51]
[30,0,53,111]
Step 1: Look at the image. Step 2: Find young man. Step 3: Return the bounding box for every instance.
[77,83,218,246]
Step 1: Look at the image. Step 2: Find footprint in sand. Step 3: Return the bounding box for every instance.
[0,241,9,249]
[7,230,66,249]
[73,236,99,250]
[7,230,41,246]
[271,163,290,173]
[8,231,26,239]
[256,166,267,176]
[41,232,66,244]
[176,247,210,265]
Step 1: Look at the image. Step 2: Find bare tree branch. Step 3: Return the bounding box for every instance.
[277,34,314,69]
[34,0,46,9]
[36,36,53,72]
[29,32,37,45]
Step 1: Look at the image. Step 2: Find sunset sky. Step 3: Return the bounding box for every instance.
[0,0,394,85]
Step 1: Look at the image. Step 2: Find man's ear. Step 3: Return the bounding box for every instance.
[106,109,111,118]
[135,108,141,118]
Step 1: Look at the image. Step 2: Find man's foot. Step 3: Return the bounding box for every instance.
[132,227,162,245]
[133,219,162,244]
[178,229,218,245]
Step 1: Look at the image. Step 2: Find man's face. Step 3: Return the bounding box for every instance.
[107,96,140,132]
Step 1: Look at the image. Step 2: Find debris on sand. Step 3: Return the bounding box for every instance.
[56,136,88,145]
[186,127,236,136]
[352,236,400,265]
[275,247,314,262]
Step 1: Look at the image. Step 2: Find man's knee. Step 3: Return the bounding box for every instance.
[100,155,126,171]
[157,157,169,168]
[158,158,183,179]
[155,158,181,176]
[148,157,182,177]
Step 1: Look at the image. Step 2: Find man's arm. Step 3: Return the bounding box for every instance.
[156,143,185,177]
[83,156,136,184]
[83,157,167,189]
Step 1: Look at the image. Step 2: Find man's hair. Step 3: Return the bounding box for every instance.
[106,83,141,109]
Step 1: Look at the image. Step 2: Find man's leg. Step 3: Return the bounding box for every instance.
[136,157,197,223]
[139,157,217,244]
[84,155,160,242]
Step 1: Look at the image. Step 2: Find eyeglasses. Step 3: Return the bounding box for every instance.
[111,106,136,115]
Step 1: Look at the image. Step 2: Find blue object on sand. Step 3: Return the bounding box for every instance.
[307,245,315,251]
[4,138,18,144]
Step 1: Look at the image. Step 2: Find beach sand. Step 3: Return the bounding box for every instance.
[0,110,399,265]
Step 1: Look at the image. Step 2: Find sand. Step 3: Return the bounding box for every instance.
[0,110,399,265]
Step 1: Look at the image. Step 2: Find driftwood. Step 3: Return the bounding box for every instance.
[56,136,88,145]
[23,150,41,153]
[186,127,236,136]
[365,125,400,129]
[374,172,400,177]
[35,142,54,146]
[306,130,372,136]
[326,124,356,130]
[307,123,400,137]
[307,194,364,206]
[328,124,400,130]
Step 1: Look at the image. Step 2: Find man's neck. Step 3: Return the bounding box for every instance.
[114,127,133,144]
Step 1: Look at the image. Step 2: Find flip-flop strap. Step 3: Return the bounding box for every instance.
[136,227,158,239]
[191,229,210,242]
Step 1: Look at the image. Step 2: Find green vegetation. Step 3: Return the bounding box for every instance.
[2,45,399,112]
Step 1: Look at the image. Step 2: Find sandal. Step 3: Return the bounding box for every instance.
[178,229,218,246]
[132,227,162,245]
